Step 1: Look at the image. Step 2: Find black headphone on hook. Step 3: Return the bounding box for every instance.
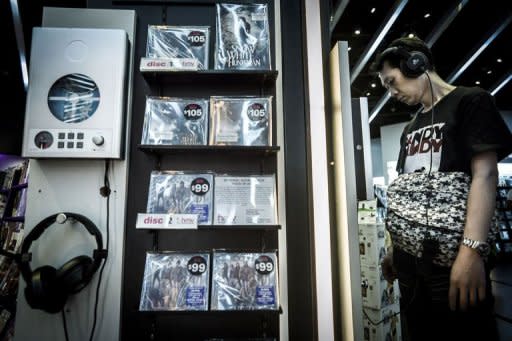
[379,45,430,78]
[19,212,107,314]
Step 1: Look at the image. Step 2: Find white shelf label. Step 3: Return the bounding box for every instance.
[136,213,198,229]
[139,57,199,71]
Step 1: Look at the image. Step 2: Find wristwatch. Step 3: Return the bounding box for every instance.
[462,237,490,257]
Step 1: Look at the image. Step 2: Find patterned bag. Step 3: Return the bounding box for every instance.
[385,171,478,266]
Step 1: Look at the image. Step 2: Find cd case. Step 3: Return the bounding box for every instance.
[139,252,210,311]
[215,3,271,70]
[209,96,272,146]
[211,251,279,310]
[146,171,214,225]
[214,175,277,225]
[146,26,210,70]
[141,97,209,145]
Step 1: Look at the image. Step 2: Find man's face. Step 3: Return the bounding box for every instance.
[378,61,424,106]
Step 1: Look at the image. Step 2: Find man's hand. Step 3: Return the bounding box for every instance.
[449,246,486,311]
[381,251,397,284]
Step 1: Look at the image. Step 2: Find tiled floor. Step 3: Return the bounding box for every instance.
[491,262,512,341]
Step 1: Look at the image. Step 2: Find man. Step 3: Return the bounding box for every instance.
[374,37,512,340]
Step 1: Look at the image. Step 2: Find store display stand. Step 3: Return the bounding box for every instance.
[118,2,282,340]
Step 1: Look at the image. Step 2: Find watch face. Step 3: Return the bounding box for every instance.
[478,243,490,257]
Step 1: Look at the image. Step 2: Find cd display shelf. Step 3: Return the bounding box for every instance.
[0,158,29,339]
[141,69,278,88]
[496,183,512,263]
[131,65,282,338]
[141,144,281,232]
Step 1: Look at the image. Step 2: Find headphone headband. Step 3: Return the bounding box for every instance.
[378,45,430,78]
[380,46,411,61]
[20,212,105,283]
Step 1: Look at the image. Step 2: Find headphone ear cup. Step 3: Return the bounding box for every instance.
[25,265,67,314]
[57,255,94,294]
[401,51,429,78]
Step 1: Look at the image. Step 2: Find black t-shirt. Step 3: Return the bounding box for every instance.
[397,86,512,175]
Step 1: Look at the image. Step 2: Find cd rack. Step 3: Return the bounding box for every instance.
[121,1,282,339]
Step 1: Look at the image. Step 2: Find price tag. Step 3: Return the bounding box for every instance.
[247,103,267,121]
[190,177,210,196]
[255,255,274,275]
[187,255,208,275]
[183,104,204,120]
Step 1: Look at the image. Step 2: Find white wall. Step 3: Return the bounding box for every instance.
[14,8,135,341]
[371,138,383,178]
[380,122,408,184]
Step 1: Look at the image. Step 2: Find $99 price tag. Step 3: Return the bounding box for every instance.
[255,255,274,275]
[187,256,207,275]
[190,177,210,196]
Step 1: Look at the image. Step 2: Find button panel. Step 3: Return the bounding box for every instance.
[57,131,88,149]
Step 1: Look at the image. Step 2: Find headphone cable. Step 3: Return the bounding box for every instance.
[423,72,435,236]
[373,71,436,326]
[89,160,111,341]
[425,72,435,177]
[61,309,70,341]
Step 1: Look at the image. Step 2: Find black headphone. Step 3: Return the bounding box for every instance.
[19,212,106,314]
[380,46,430,78]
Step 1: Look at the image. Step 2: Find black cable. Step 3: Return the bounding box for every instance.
[425,72,435,178]
[89,160,111,341]
[370,72,437,327]
[490,279,512,287]
[62,309,70,341]
[495,313,512,324]
[424,72,435,233]
[363,306,401,326]
[364,255,421,326]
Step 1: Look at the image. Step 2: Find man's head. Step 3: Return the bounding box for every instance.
[374,37,434,106]
[374,37,434,76]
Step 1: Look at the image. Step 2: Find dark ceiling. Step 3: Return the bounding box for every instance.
[1,0,87,110]
[1,1,511,153]
[329,0,512,138]
[1,0,87,155]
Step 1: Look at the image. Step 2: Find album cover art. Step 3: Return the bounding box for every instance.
[139,252,210,311]
[146,26,210,70]
[214,175,277,225]
[0,195,6,217]
[1,222,23,254]
[215,3,271,70]
[146,171,214,225]
[141,97,209,145]
[211,251,278,310]
[209,96,272,146]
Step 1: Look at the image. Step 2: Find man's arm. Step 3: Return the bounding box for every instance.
[449,150,498,310]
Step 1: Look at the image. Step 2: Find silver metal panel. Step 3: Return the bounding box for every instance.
[273,1,290,339]
[329,41,364,341]
[22,27,128,159]
[304,0,335,339]
[359,98,374,199]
